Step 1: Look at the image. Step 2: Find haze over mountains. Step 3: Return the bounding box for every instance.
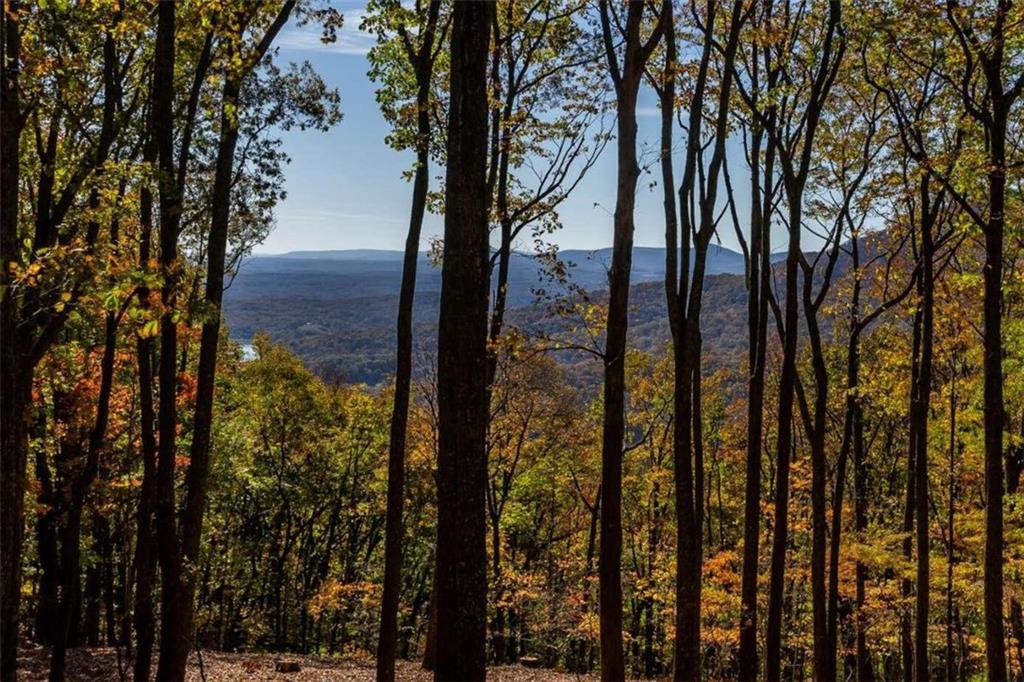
[223,245,769,384]
[231,244,759,302]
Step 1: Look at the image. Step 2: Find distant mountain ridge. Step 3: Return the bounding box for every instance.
[224,244,782,384]
[239,244,762,294]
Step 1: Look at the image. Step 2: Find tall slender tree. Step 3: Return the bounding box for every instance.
[731,11,781,675]
[133,103,160,681]
[942,4,1022,676]
[47,21,124,680]
[151,2,185,676]
[371,2,444,679]
[657,1,745,678]
[154,4,300,678]
[0,5,25,677]
[596,2,662,678]
[731,2,845,677]
[433,1,493,679]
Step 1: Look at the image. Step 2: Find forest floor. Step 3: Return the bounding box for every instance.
[18,646,598,681]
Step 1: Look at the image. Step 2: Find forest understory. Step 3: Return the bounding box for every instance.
[16,648,591,682]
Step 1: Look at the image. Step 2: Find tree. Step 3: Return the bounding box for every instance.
[941,5,1022,676]
[364,0,446,678]
[149,3,335,677]
[863,2,1024,674]
[730,6,782,675]
[731,2,845,677]
[483,0,607,368]
[595,2,662,678]
[1,4,138,673]
[433,2,493,679]
[1,4,26,677]
[656,1,745,678]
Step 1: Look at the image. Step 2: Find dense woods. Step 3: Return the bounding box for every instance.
[1,1,1023,681]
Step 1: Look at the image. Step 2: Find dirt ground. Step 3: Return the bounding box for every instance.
[18,646,598,681]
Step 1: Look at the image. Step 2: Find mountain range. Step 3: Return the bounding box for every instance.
[223,245,768,385]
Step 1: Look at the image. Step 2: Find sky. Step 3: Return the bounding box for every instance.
[259,2,757,255]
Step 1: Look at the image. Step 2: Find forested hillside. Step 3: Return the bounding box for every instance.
[1,1,1023,682]
[222,246,753,385]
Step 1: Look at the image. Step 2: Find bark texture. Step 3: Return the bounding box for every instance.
[433,2,493,679]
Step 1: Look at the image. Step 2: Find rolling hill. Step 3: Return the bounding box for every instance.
[222,245,764,385]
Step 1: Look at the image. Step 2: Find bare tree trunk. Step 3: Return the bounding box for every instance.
[829,273,860,682]
[901,304,922,682]
[433,3,493,678]
[0,5,26,677]
[945,371,958,682]
[34,441,60,647]
[804,258,833,682]
[738,114,773,682]
[152,1,185,676]
[421,569,438,671]
[133,120,159,682]
[596,3,660,677]
[765,182,801,682]
[980,95,1007,682]
[912,181,937,681]
[1008,417,1024,680]
[377,8,440,677]
[854,384,873,681]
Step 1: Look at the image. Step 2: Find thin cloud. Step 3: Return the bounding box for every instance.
[278,207,404,226]
[277,9,375,57]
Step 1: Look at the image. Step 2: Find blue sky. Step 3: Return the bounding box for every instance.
[261,3,755,255]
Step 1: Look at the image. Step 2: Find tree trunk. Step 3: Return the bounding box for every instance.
[133,122,159,682]
[421,569,438,671]
[160,63,243,682]
[765,184,802,682]
[829,318,859,682]
[1008,418,1024,680]
[378,7,439,676]
[84,533,102,647]
[152,0,185,676]
[596,3,652,677]
[902,305,922,682]
[854,379,873,681]
[738,117,772,682]
[912,182,936,682]
[981,98,1007,682]
[52,178,120,681]
[433,2,493,679]
[155,7,295,678]
[1,6,27,677]
[945,372,958,682]
[805,297,831,682]
[34,436,60,647]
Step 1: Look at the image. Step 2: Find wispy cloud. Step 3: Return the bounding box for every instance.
[277,8,375,57]
[635,106,663,118]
